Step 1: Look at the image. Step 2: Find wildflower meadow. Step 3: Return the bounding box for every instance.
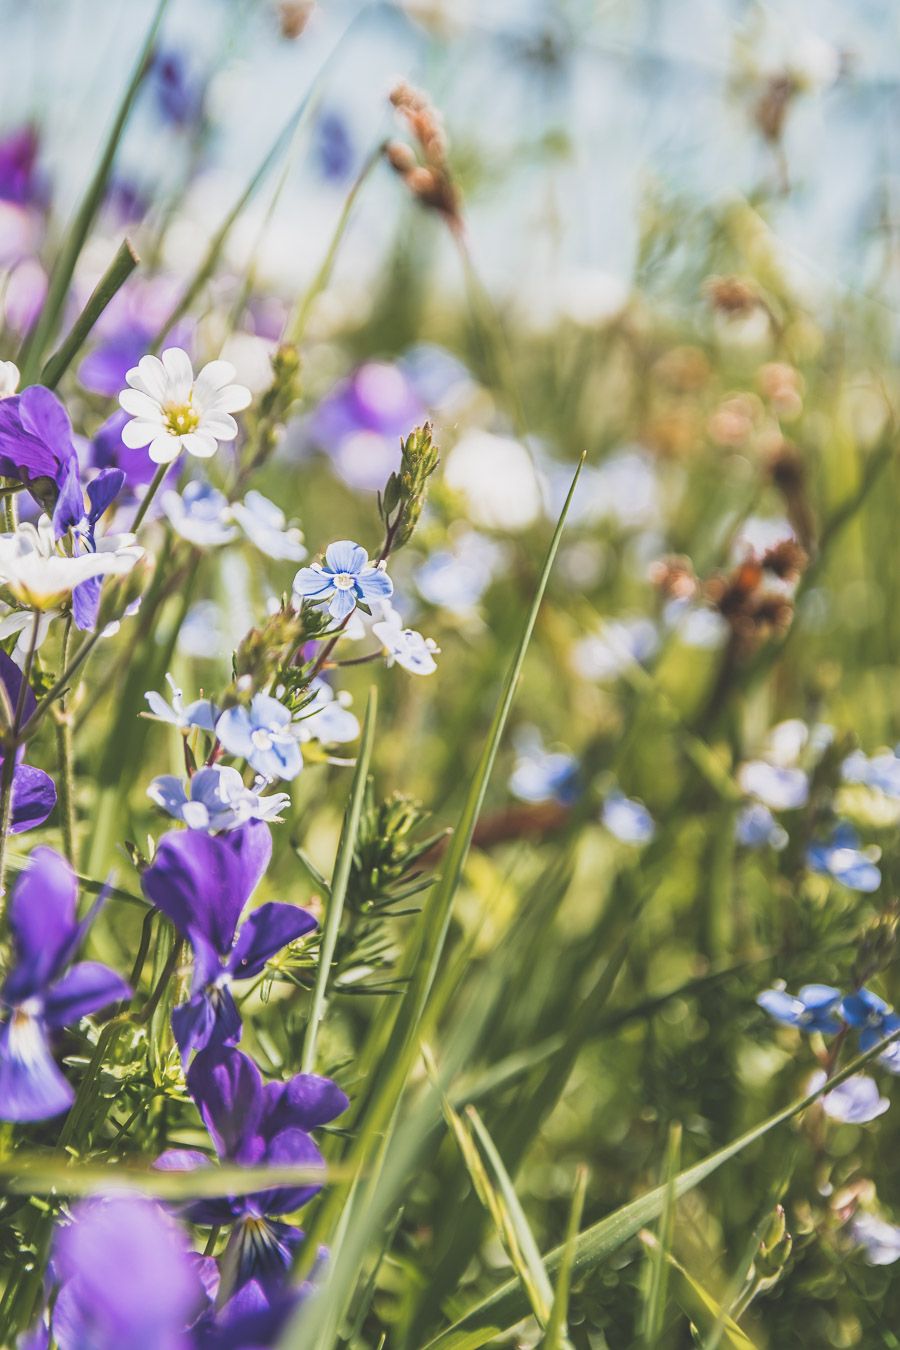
[0,1,899,1346]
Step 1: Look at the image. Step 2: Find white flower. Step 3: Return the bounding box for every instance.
[119,347,251,464]
[231,491,306,562]
[0,516,143,608]
[0,606,55,665]
[444,432,544,531]
[0,360,19,399]
[372,603,439,675]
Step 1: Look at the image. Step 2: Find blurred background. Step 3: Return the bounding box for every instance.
[4,2,900,1346]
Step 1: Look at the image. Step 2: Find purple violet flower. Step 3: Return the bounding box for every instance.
[0,650,56,834]
[49,1194,204,1349]
[0,385,78,506]
[0,848,130,1121]
[141,824,316,1060]
[158,1044,347,1303]
[0,126,44,207]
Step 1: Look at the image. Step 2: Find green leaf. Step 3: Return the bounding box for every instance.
[41,238,139,389]
[639,1232,757,1350]
[542,1166,587,1350]
[301,687,377,1073]
[422,1032,900,1350]
[641,1121,682,1346]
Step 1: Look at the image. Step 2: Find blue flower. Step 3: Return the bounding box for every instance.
[601,791,655,844]
[162,480,237,548]
[293,540,393,622]
[757,983,842,1034]
[735,803,787,850]
[509,728,578,805]
[144,673,218,732]
[142,825,316,1059]
[843,748,900,799]
[851,1213,900,1266]
[811,1072,890,1124]
[372,604,440,676]
[148,766,291,833]
[737,760,809,811]
[231,490,306,561]
[294,679,359,746]
[415,533,503,614]
[841,988,900,1051]
[0,849,131,1121]
[808,825,881,892]
[216,694,302,783]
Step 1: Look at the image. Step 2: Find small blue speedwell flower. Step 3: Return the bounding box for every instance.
[757,983,842,1034]
[145,673,218,732]
[293,540,393,622]
[216,693,302,783]
[809,1071,890,1124]
[807,824,881,893]
[231,490,306,561]
[372,604,439,675]
[148,765,291,833]
[735,802,788,850]
[601,791,655,844]
[162,480,237,548]
[841,988,900,1050]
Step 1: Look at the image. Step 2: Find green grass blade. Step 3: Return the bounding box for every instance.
[641,1121,682,1346]
[543,1166,588,1350]
[640,1232,757,1350]
[18,0,167,382]
[0,1155,345,1199]
[301,687,377,1073]
[463,1106,555,1324]
[422,1031,900,1349]
[41,238,139,388]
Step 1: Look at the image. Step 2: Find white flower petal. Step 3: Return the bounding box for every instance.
[209,383,252,414]
[119,389,164,421]
[193,360,236,401]
[149,435,181,464]
[160,347,194,399]
[200,411,237,440]
[181,431,218,458]
[121,419,162,449]
[133,354,168,402]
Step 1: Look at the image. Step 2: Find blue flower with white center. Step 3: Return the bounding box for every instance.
[216,694,302,783]
[808,825,881,893]
[231,490,306,561]
[737,760,809,811]
[144,673,218,732]
[757,983,842,1034]
[148,765,291,833]
[161,480,237,548]
[509,728,578,805]
[372,603,439,676]
[841,988,900,1050]
[415,533,503,614]
[809,1071,890,1124]
[293,540,393,622]
[601,791,655,844]
[735,802,788,850]
[294,678,359,745]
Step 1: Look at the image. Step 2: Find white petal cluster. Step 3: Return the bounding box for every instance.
[0,517,143,608]
[119,348,251,464]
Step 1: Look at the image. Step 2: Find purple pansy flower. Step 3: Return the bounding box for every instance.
[757,983,843,1035]
[0,385,78,505]
[0,126,44,207]
[141,824,316,1060]
[46,1194,204,1350]
[0,848,130,1121]
[157,1044,347,1303]
[841,987,900,1051]
[0,650,56,833]
[292,540,393,622]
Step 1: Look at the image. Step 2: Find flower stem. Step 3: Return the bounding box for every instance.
[54,618,77,864]
[131,460,171,532]
[0,613,40,908]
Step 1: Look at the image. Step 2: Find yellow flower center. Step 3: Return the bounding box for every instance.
[163,401,200,437]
